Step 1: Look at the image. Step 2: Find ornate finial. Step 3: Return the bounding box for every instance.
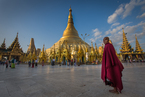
[91,41,93,46]
[17,32,18,38]
[122,28,124,33]
[69,6,72,12]
[135,34,137,39]
[4,38,5,43]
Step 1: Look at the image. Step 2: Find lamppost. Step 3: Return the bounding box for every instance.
[81,33,89,64]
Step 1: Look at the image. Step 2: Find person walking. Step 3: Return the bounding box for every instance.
[42,60,44,66]
[6,59,9,68]
[32,60,34,68]
[66,59,67,66]
[35,59,38,66]
[28,60,31,67]
[11,58,15,68]
[101,37,124,94]
[74,59,76,66]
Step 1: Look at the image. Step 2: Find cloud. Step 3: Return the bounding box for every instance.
[136,32,145,38]
[141,5,145,10]
[107,5,124,24]
[123,0,145,18]
[125,21,145,34]
[105,24,125,35]
[107,0,145,24]
[111,23,120,28]
[93,28,102,37]
[129,39,135,43]
[89,28,103,43]
[106,21,145,53]
[90,38,95,43]
[136,12,145,18]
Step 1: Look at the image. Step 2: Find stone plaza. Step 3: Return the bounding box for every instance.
[0,62,145,97]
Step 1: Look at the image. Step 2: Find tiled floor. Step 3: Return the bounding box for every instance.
[0,62,145,97]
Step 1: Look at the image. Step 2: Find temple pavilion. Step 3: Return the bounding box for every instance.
[0,33,24,61]
[120,28,145,61]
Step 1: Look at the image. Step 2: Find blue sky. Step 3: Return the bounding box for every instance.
[0,0,145,53]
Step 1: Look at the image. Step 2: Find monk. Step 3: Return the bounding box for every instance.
[101,37,124,94]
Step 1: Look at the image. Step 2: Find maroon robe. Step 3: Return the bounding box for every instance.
[101,43,124,93]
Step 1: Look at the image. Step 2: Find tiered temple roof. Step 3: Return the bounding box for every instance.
[0,38,6,50]
[120,28,133,53]
[135,34,143,53]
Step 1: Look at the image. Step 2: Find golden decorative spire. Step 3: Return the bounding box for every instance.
[62,7,79,38]
[135,34,143,52]
[109,40,112,44]
[0,38,6,49]
[39,44,47,62]
[120,28,132,53]
[16,32,18,38]
[95,43,98,52]
[42,44,45,53]
[91,41,94,51]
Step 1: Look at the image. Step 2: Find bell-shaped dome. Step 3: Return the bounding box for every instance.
[62,7,79,38]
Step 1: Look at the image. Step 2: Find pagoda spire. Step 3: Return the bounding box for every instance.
[0,38,6,49]
[95,43,98,52]
[135,34,143,52]
[8,33,19,49]
[62,7,79,38]
[120,28,132,53]
[91,41,94,51]
[27,38,36,54]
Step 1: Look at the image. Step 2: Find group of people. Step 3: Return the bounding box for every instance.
[51,58,77,66]
[60,59,77,66]
[0,58,17,68]
[28,59,45,68]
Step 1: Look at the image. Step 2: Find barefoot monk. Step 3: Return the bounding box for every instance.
[101,37,124,93]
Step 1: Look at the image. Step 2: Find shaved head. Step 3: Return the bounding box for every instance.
[104,37,109,41]
[103,37,109,44]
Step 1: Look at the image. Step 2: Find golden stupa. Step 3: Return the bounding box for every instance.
[46,7,100,63]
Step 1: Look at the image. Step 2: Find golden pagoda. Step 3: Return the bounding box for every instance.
[39,45,47,63]
[0,33,24,61]
[0,38,6,49]
[120,28,133,53]
[46,7,99,64]
[135,34,143,53]
[120,28,144,61]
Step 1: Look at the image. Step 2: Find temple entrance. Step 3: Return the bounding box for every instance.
[56,56,58,62]
[125,55,128,61]
[82,56,84,63]
[63,56,66,65]
[11,56,20,61]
